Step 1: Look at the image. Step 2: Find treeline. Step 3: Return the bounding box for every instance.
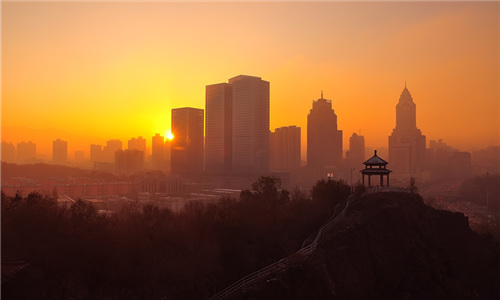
[2,177,350,300]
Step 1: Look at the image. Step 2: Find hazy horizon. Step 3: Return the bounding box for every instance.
[2,1,499,159]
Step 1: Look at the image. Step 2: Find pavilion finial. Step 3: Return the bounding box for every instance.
[405,80,407,89]
[321,90,323,99]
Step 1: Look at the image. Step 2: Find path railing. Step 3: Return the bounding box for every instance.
[209,195,355,300]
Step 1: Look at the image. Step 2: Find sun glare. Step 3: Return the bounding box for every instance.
[166,131,174,140]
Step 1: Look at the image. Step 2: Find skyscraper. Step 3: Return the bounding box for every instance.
[90,144,103,163]
[103,139,122,163]
[270,126,301,172]
[388,84,426,177]
[115,149,144,174]
[152,133,165,171]
[205,82,232,174]
[17,141,36,163]
[229,75,270,174]
[171,107,204,174]
[346,132,365,168]
[1,142,16,163]
[307,92,343,169]
[52,139,67,165]
[128,136,147,153]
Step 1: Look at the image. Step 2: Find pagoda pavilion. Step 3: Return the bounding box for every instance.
[360,150,392,187]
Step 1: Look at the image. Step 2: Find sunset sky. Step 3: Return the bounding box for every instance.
[2,1,499,160]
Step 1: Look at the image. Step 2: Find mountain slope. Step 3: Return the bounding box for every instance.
[238,192,500,299]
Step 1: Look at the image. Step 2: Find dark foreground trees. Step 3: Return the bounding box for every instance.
[1,178,350,299]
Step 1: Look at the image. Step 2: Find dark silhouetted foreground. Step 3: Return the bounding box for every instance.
[2,177,347,299]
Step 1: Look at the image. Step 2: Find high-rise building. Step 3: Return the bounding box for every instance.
[17,141,36,163]
[128,136,147,152]
[171,107,204,174]
[229,75,270,174]
[152,133,165,171]
[346,133,365,168]
[1,142,16,163]
[307,92,343,169]
[205,82,233,174]
[388,84,426,177]
[270,126,301,172]
[52,139,67,165]
[103,139,122,163]
[115,149,144,174]
[90,144,103,163]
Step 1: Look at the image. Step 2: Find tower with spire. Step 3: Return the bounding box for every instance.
[388,83,426,178]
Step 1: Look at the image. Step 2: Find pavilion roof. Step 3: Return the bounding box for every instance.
[363,150,389,165]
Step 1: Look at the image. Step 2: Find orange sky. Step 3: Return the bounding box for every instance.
[1,1,499,160]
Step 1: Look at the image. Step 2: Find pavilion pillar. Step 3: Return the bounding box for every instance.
[387,174,390,187]
[380,175,384,187]
[368,175,371,187]
[362,174,365,186]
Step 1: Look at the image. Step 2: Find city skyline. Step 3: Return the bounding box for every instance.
[2,1,499,158]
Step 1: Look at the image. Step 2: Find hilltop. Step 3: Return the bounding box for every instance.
[232,192,500,299]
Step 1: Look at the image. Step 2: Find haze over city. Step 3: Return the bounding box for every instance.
[2,1,499,159]
[2,2,500,299]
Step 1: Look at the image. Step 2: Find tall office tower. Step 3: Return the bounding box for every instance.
[388,84,426,177]
[171,107,204,174]
[115,149,144,174]
[103,139,122,163]
[52,139,68,165]
[90,144,103,163]
[307,92,343,169]
[128,136,147,153]
[16,141,36,163]
[229,75,270,174]
[270,126,301,172]
[205,82,233,174]
[1,142,16,162]
[152,133,165,171]
[346,133,365,167]
[129,136,147,163]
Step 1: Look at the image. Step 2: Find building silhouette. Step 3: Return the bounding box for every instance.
[1,142,16,163]
[115,149,144,174]
[17,141,36,163]
[90,144,103,163]
[388,84,426,177]
[204,75,269,175]
[346,132,365,169]
[307,91,343,170]
[270,126,301,172]
[152,133,165,171]
[52,139,67,165]
[171,107,204,174]
[230,75,270,175]
[205,82,233,174]
[128,136,147,159]
[103,139,122,163]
